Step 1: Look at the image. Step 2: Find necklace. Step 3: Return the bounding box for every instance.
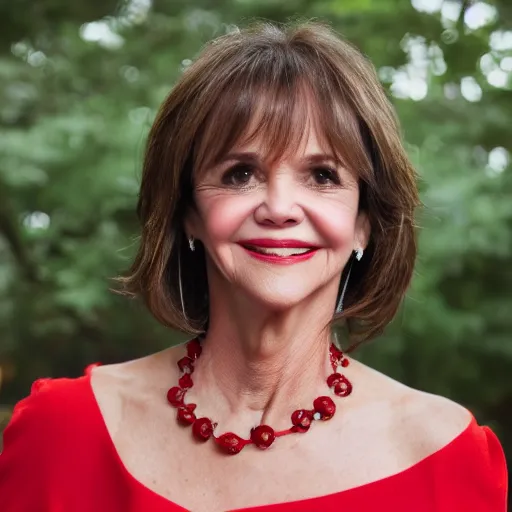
[166,338,353,455]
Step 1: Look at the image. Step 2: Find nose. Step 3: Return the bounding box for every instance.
[253,175,305,227]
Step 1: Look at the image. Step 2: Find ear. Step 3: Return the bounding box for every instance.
[354,211,371,252]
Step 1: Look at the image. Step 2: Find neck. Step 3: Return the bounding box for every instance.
[188,285,337,432]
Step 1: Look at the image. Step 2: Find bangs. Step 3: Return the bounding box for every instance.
[192,48,375,184]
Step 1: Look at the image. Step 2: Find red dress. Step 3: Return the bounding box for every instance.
[0,373,508,512]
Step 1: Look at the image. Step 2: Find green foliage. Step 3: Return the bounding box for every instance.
[0,0,510,489]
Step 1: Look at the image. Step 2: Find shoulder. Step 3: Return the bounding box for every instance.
[348,358,473,455]
[90,345,180,405]
[346,358,480,464]
[348,359,508,508]
[404,392,508,509]
[1,372,103,460]
[398,387,473,456]
[3,374,94,447]
[0,373,100,506]
[389,379,506,479]
[91,344,181,391]
[87,346,181,442]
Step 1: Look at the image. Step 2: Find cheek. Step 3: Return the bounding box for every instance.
[306,195,359,249]
[196,193,254,244]
[194,188,360,253]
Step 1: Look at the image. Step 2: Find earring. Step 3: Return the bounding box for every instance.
[178,246,188,321]
[335,249,363,314]
[188,236,195,252]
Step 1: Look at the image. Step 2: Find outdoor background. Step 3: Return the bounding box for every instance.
[0,0,510,502]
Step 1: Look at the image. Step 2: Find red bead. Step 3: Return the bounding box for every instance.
[330,344,343,369]
[185,403,197,412]
[167,386,186,407]
[291,409,313,432]
[215,432,246,454]
[313,396,336,420]
[187,339,202,360]
[333,375,353,397]
[329,344,343,358]
[192,417,214,441]
[250,425,275,449]
[177,356,194,373]
[179,374,193,389]
[341,358,349,367]
[327,372,342,387]
[330,354,341,367]
[177,407,196,425]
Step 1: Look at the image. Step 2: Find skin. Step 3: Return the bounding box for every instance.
[91,110,472,511]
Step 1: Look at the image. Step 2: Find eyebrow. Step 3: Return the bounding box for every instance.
[217,151,340,166]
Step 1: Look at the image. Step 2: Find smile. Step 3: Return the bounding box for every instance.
[245,246,312,256]
[237,239,319,264]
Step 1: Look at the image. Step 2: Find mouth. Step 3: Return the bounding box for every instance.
[237,239,319,264]
[241,245,314,257]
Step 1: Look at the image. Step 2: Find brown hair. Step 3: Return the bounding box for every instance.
[117,20,420,346]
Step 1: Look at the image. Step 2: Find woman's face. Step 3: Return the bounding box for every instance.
[187,118,369,312]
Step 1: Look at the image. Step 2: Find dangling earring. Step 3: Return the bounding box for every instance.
[188,236,195,252]
[178,244,188,321]
[335,248,364,314]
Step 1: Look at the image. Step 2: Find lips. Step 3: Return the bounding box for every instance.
[237,239,319,264]
[245,246,312,257]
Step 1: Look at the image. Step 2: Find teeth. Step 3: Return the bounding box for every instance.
[248,246,312,256]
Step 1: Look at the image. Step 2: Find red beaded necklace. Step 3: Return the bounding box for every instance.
[166,338,353,455]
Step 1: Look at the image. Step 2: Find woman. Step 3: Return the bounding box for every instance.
[0,21,507,512]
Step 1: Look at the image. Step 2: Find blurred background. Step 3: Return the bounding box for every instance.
[0,0,510,499]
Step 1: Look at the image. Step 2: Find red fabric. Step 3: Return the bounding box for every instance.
[0,374,508,512]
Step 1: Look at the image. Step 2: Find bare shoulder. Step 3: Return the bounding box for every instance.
[397,385,473,457]
[89,343,185,433]
[347,357,473,465]
[91,343,182,385]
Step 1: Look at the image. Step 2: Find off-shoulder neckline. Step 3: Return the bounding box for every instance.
[82,371,476,512]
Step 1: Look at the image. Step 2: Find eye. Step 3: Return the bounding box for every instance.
[221,164,255,187]
[311,166,341,186]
